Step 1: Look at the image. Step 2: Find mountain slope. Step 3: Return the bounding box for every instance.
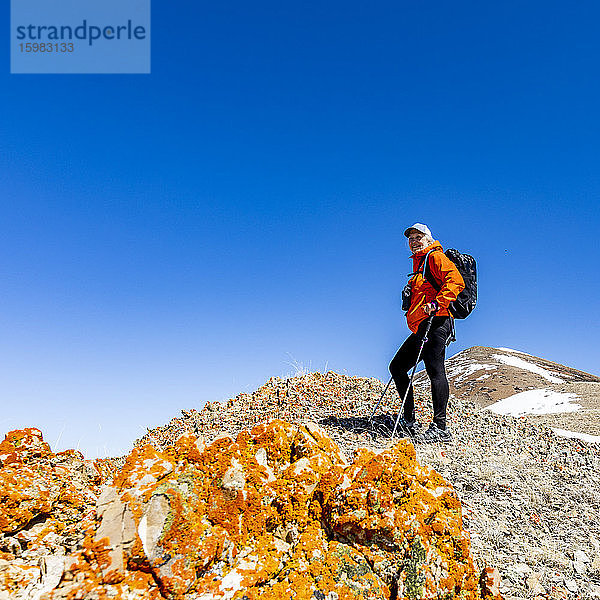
[414,346,600,438]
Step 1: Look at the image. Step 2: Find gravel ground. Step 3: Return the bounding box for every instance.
[135,370,600,600]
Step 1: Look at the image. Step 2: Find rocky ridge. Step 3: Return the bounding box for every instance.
[135,349,600,600]
[2,347,599,599]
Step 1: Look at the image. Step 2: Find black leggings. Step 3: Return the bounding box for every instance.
[389,316,452,429]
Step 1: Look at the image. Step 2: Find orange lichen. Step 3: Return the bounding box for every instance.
[1,423,494,600]
[0,427,51,465]
[0,428,120,599]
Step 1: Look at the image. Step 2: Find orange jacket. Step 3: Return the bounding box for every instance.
[406,241,465,333]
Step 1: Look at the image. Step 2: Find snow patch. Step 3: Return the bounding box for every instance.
[446,362,497,383]
[552,428,600,444]
[491,354,563,383]
[485,388,581,416]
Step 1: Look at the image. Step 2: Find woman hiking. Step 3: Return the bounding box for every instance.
[389,223,465,443]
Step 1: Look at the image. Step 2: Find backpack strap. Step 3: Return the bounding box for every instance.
[407,250,434,279]
[407,256,425,278]
[422,250,442,291]
[407,250,444,290]
[424,252,457,339]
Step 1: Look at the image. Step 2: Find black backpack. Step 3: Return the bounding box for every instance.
[424,248,477,319]
[402,249,477,319]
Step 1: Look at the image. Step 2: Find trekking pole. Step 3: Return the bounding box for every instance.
[369,376,393,422]
[391,314,435,442]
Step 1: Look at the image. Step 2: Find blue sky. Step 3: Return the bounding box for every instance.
[2,1,599,457]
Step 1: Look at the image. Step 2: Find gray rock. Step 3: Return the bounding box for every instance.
[526,572,545,595]
[138,493,170,565]
[574,549,590,563]
[94,485,137,577]
[221,458,246,492]
[36,555,65,599]
[565,578,578,593]
[573,559,586,574]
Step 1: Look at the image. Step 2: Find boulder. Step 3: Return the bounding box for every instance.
[0,422,494,600]
[45,420,486,599]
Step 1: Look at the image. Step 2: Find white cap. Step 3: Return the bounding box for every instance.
[404,223,432,238]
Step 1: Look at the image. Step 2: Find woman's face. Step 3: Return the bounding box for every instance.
[408,231,429,253]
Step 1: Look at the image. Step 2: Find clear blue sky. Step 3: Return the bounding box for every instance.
[2,1,599,457]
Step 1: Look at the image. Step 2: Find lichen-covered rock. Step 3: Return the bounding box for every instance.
[323,443,478,598]
[0,428,52,465]
[480,567,501,599]
[39,419,488,600]
[0,422,496,600]
[0,428,116,599]
[0,429,110,538]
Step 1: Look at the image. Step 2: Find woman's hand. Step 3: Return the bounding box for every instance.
[423,302,438,315]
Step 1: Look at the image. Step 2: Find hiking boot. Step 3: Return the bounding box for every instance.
[414,422,453,444]
[392,417,421,438]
